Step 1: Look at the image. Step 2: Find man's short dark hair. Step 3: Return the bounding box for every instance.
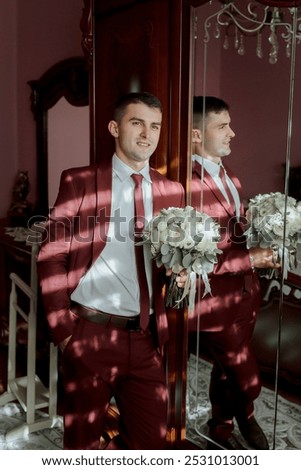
[193,96,229,128]
[113,92,163,122]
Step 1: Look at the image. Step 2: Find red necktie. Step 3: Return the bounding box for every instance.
[131,174,150,330]
[219,166,235,213]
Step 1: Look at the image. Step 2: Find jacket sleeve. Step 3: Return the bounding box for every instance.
[37,169,81,345]
[213,207,253,276]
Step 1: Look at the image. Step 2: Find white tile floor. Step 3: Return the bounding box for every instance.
[0,403,63,450]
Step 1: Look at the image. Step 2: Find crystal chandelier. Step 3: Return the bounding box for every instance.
[203,0,301,64]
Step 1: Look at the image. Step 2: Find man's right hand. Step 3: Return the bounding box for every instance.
[166,268,188,288]
[249,247,281,270]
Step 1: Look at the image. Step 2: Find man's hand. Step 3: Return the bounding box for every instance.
[166,268,188,288]
[249,247,281,270]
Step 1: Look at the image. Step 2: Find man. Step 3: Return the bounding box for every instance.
[37,92,185,450]
[189,96,280,450]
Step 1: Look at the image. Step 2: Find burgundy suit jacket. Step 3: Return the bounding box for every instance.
[189,161,260,331]
[37,161,184,347]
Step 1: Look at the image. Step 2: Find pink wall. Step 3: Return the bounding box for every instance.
[0,0,84,217]
[0,0,18,218]
[48,99,89,207]
[194,1,301,202]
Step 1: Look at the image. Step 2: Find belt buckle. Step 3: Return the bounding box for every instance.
[126,316,141,331]
[100,312,112,326]
[109,314,140,331]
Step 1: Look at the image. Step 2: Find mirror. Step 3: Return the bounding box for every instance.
[185,0,301,450]
[29,56,89,215]
[48,97,89,207]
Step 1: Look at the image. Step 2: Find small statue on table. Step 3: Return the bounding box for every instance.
[7,170,33,226]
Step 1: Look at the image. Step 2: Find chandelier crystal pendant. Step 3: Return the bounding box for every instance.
[203,0,301,64]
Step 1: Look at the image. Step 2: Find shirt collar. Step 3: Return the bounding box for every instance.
[192,154,220,178]
[113,153,151,183]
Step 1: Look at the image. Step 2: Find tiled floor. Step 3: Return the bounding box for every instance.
[0,402,63,450]
[0,337,64,450]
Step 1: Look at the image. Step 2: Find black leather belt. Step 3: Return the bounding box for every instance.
[70,302,141,331]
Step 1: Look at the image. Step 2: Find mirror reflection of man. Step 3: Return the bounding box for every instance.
[189,96,280,450]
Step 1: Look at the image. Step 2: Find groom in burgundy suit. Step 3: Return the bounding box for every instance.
[189,96,279,450]
[37,92,184,450]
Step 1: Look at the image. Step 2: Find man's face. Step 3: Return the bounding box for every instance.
[202,110,235,163]
[109,102,162,170]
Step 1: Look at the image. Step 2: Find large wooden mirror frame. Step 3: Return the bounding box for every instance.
[29,56,89,216]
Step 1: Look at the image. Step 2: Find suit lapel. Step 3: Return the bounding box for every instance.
[92,164,168,262]
[193,161,235,217]
[91,164,183,261]
[150,168,165,215]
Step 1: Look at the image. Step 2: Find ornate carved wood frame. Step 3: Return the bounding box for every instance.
[28,57,89,215]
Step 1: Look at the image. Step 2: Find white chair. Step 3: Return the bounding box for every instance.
[0,241,62,440]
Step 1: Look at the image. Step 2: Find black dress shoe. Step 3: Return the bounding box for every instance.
[236,416,269,450]
[207,420,246,450]
[206,439,232,450]
[207,434,246,450]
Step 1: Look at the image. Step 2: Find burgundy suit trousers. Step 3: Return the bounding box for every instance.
[61,317,168,450]
[190,274,262,430]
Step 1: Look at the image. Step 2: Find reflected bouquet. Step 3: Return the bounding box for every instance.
[244,192,301,277]
[142,206,222,310]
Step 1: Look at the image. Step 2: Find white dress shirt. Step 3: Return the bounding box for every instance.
[71,154,153,317]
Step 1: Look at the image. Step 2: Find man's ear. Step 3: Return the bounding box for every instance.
[192,128,202,144]
[108,120,119,138]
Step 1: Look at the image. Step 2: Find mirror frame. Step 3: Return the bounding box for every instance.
[28,56,89,215]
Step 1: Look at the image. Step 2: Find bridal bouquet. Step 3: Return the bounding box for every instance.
[244,192,301,277]
[142,205,222,310]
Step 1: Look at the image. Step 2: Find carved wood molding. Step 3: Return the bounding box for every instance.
[28,56,89,120]
[256,0,301,6]
[80,0,93,67]
[193,0,301,7]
